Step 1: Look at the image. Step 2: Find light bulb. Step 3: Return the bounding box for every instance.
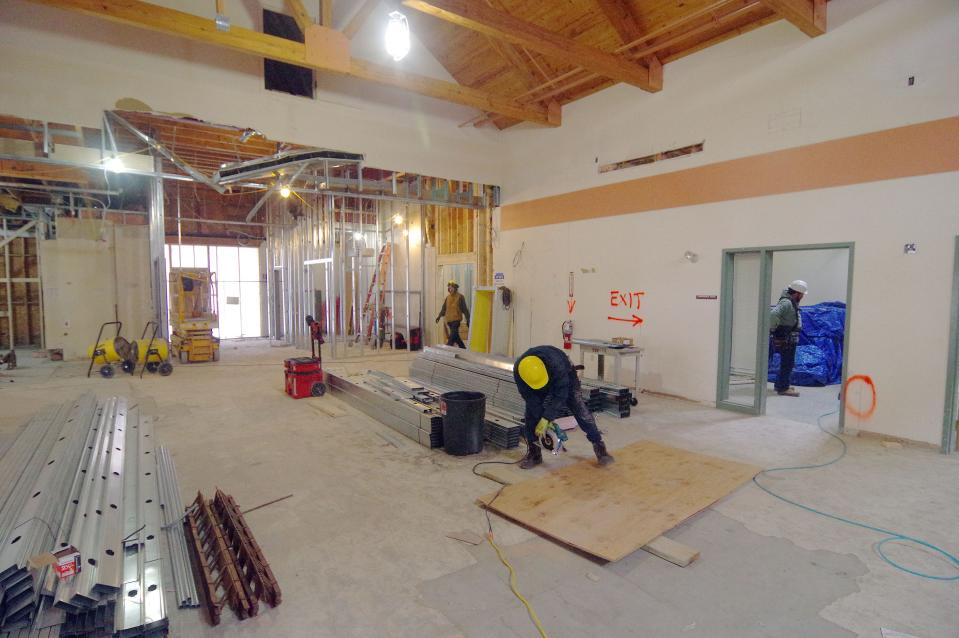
[392,213,404,225]
[279,185,291,198]
[104,156,125,172]
[385,11,410,62]
[354,231,363,241]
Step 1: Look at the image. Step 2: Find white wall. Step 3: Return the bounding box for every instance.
[493,0,959,446]
[771,248,849,306]
[496,174,959,446]
[0,0,505,186]
[41,219,153,360]
[499,0,959,204]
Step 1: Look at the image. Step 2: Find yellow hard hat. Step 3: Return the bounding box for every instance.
[447,280,459,288]
[518,355,548,390]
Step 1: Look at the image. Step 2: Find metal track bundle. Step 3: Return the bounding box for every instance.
[0,394,176,638]
[155,448,197,609]
[183,491,279,626]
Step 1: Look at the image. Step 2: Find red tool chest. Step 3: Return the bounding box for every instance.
[284,357,326,399]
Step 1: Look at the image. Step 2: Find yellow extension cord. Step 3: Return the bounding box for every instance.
[486,533,550,638]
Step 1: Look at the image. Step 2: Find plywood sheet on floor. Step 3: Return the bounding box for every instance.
[478,440,759,562]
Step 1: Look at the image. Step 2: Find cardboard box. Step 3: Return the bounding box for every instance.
[28,545,80,581]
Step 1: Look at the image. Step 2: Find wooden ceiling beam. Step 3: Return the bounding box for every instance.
[285,0,313,35]
[320,0,332,27]
[0,159,91,184]
[759,0,825,36]
[593,0,662,81]
[27,0,559,127]
[401,0,659,92]
[593,0,645,44]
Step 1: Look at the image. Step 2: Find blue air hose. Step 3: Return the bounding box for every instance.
[752,409,959,581]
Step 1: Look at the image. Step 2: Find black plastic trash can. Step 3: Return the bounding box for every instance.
[440,391,486,456]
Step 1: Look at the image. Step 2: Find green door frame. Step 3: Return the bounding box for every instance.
[717,242,855,430]
[941,236,959,454]
[716,249,771,415]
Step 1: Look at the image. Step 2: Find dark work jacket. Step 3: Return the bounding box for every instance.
[514,345,574,424]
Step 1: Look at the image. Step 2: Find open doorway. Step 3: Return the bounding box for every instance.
[717,243,854,426]
[765,247,850,425]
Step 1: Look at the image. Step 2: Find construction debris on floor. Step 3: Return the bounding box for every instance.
[329,346,636,450]
[184,490,281,626]
[0,394,172,637]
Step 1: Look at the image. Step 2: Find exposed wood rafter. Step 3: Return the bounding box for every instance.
[0,159,91,184]
[402,0,660,92]
[593,0,662,79]
[284,0,313,34]
[26,0,559,127]
[760,0,826,36]
[320,0,332,27]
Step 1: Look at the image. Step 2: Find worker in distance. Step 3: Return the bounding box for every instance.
[770,279,807,397]
[513,344,615,469]
[435,280,470,348]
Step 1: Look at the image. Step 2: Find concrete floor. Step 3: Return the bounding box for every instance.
[1,341,957,638]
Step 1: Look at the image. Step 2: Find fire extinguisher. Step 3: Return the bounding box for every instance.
[562,319,574,350]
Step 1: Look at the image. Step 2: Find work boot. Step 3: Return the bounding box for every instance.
[593,441,615,466]
[519,443,543,470]
[777,387,800,397]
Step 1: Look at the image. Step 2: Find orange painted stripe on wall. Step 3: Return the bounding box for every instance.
[501,116,959,230]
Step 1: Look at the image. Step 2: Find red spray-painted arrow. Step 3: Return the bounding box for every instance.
[607,314,644,326]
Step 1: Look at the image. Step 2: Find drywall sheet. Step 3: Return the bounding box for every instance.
[479,440,758,561]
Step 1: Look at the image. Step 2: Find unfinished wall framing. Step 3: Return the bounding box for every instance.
[0,224,42,350]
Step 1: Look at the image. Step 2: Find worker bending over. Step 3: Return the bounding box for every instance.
[435,280,470,348]
[514,345,614,469]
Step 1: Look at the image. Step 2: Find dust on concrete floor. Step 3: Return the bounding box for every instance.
[0,340,956,637]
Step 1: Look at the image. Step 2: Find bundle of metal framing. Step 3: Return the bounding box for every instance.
[156,448,198,609]
[0,394,172,638]
[328,372,444,448]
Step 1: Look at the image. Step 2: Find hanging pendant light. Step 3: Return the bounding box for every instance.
[385,11,410,62]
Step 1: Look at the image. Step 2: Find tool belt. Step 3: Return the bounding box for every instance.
[771,326,799,348]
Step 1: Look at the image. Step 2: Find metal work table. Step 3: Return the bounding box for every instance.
[575,340,644,390]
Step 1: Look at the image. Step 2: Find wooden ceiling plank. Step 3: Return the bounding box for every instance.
[343,0,379,39]
[661,13,780,64]
[401,0,658,92]
[27,0,558,127]
[759,0,826,36]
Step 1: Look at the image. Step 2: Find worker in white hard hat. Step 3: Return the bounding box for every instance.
[769,280,807,397]
[435,280,470,348]
[513,345,614,469]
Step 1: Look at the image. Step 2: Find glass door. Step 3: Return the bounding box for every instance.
[717,250,771,414]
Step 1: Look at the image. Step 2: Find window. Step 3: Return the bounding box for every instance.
[167,245,263,339]
[263,9,314,98]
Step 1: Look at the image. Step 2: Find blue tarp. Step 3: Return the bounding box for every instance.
[768,301,846,386]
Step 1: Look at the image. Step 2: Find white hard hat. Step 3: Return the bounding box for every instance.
[789,280,808,294]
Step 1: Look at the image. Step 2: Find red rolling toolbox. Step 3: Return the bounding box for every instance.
[284,357,326,399]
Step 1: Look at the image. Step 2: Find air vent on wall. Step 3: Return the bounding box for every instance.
[599,141,704,174]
